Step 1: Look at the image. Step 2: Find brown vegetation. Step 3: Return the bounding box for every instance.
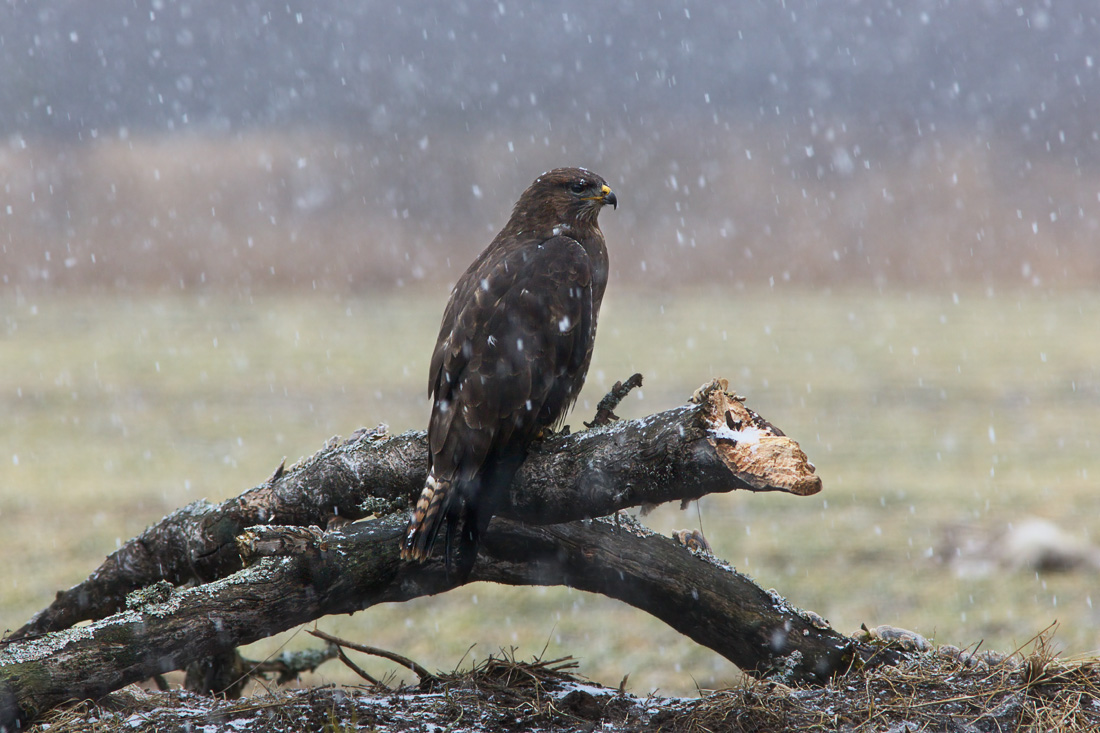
[3,127,1097,294]
[32,638,1100,732]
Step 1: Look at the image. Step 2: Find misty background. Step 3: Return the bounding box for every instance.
[3,0,1100,696]
[3,0,1098,292]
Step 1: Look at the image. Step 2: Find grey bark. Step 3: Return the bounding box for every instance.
[1,515,890,727]
[1,382,853,729]
[12,383,817,641]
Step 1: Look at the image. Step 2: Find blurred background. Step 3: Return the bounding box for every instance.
[2,0,1098,695]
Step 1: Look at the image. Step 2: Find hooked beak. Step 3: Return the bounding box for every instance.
[582,183,618,209]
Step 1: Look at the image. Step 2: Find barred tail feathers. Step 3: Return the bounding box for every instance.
[401,473,451,561]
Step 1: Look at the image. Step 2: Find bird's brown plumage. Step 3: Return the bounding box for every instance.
[402,167,617,576]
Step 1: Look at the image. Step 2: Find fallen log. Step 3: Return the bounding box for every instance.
[1,511,891,726]
[11,378,817,640]
[2,379,865,729]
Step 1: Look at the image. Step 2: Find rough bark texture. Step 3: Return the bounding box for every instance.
[12,382,817,641]
[1,514,890,727]
[478,519,870,682]
[0,381,842,729]
[11,424,420,640]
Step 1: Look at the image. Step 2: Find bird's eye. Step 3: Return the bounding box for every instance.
[569,181,587,194]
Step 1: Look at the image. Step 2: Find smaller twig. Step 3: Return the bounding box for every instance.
[585,373,644,427]
[307,629,437,683]
[334,647,384,688]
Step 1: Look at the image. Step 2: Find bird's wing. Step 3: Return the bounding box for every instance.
[427,235,594,483]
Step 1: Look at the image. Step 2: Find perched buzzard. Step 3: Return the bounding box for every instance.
[401,167,617,577]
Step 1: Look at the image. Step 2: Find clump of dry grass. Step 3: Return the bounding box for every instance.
[34,634,1100,732]
[443,647,583,690]
[672,632,1100,732]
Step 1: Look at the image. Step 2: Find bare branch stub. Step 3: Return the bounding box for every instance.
[585,372,644,428]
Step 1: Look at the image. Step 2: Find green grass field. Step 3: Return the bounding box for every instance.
[2,287,1097,695]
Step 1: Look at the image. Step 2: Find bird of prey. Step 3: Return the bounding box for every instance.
[401,167,617,578]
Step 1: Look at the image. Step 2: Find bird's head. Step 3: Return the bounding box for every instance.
[511,167,617,229]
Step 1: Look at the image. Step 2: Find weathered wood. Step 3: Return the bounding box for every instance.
[11,383,819,641]
[0,381,837,728]
[0,518,401,726]
[478,518,878,683]
[11,424,418,641]
[0,511,886,727]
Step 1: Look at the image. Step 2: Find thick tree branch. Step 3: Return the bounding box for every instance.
[1,511,888,727]
[11,382,819,641]
[0,380,840,728]
[9,424,419,641]
[477,519,877,682]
